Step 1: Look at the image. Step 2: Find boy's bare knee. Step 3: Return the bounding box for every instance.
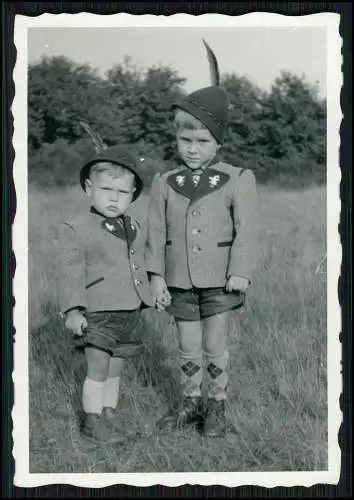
[204,318,228,354]
[179,333,202,354]
[177,320,203,354]
[204,339,226,357]
[180,341,202,356]
[85,346,110,381]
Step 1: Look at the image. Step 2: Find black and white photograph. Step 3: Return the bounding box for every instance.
[12,12,342,488]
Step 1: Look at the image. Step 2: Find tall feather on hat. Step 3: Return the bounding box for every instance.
[202,37,238,120]
[202,38,220,87]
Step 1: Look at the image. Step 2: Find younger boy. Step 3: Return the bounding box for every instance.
[146,81,259,437]
[57,145,167,444]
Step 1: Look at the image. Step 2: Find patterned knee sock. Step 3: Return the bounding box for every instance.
[204,350,229,401]
[179,349,203,398]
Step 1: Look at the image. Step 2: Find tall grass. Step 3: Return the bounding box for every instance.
[28,183,327,473]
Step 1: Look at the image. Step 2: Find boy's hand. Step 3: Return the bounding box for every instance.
[225,276,250,293]
[64,309,87,337]
[150,275,171,312]
[155,287,172,311]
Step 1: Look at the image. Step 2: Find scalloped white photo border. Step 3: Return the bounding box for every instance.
[12,12,342,488]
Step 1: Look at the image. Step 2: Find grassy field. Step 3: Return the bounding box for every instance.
[28,182,328,473]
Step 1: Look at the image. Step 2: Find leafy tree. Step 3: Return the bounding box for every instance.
[257,72,326,184]
[28,56,106,148]
[28,56,326,189]
[220,73,267,168]
[95,57,185,158]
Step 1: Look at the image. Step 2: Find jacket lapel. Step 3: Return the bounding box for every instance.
[102,217,126,241]
[101,215,138,248]
[167,169,195,199]
[122,215,139,249]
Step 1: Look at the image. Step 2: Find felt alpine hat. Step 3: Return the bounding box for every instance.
[80,145,145,202]
[172,39,230,144]
[173,86,229,144]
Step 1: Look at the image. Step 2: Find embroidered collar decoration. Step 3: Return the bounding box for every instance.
[102,215,138,247]
[167,167,230,201]
[90,207,138,246]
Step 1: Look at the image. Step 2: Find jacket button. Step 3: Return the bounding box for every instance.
[133,264,139,271]
[192,209,200,216]
[130,248,136,255]
[135,279,142,286]
[191,228,200,236]
[192,245,202,253]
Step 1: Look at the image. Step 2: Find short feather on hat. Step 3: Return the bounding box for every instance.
[79,121,107,154]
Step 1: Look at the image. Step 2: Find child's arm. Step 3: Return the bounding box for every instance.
[57,222,88,333]
[227,169,259,286]
[145,173,171,308]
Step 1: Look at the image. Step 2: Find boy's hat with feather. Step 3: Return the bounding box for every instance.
[172,39,230,144]
[79,122,145,202]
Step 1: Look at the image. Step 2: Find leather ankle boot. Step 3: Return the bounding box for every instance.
[202,398,227,438]
[156,396,203,432]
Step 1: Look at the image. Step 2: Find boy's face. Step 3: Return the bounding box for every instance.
[85,170,136,218]
[176,127,220,171]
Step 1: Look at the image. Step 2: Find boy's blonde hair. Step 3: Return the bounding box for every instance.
[89,162,136,186]
[173,108,208,133]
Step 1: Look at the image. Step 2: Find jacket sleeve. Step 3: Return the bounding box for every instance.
[145,173,167,278]
[227,169,259,283]
[57,222,87,314]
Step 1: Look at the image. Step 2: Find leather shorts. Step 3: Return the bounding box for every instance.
[167,287,245,321]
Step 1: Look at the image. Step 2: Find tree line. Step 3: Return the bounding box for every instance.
[28,55,326,189]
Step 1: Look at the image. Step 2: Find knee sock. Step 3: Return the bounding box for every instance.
[179,349,203,398]
[82,377,105,414]
[204,349,229,401]
[103,376,120,409]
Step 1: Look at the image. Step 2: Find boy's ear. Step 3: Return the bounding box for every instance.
[84,178,92,195]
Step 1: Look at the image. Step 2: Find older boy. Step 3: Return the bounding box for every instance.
[146,79,259,437]
[57,145,166,444]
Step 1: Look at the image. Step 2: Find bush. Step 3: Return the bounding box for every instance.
[28,138,167,190]
[28,138,96,188]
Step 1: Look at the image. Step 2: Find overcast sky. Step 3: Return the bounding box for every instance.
[27,26,327,97]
